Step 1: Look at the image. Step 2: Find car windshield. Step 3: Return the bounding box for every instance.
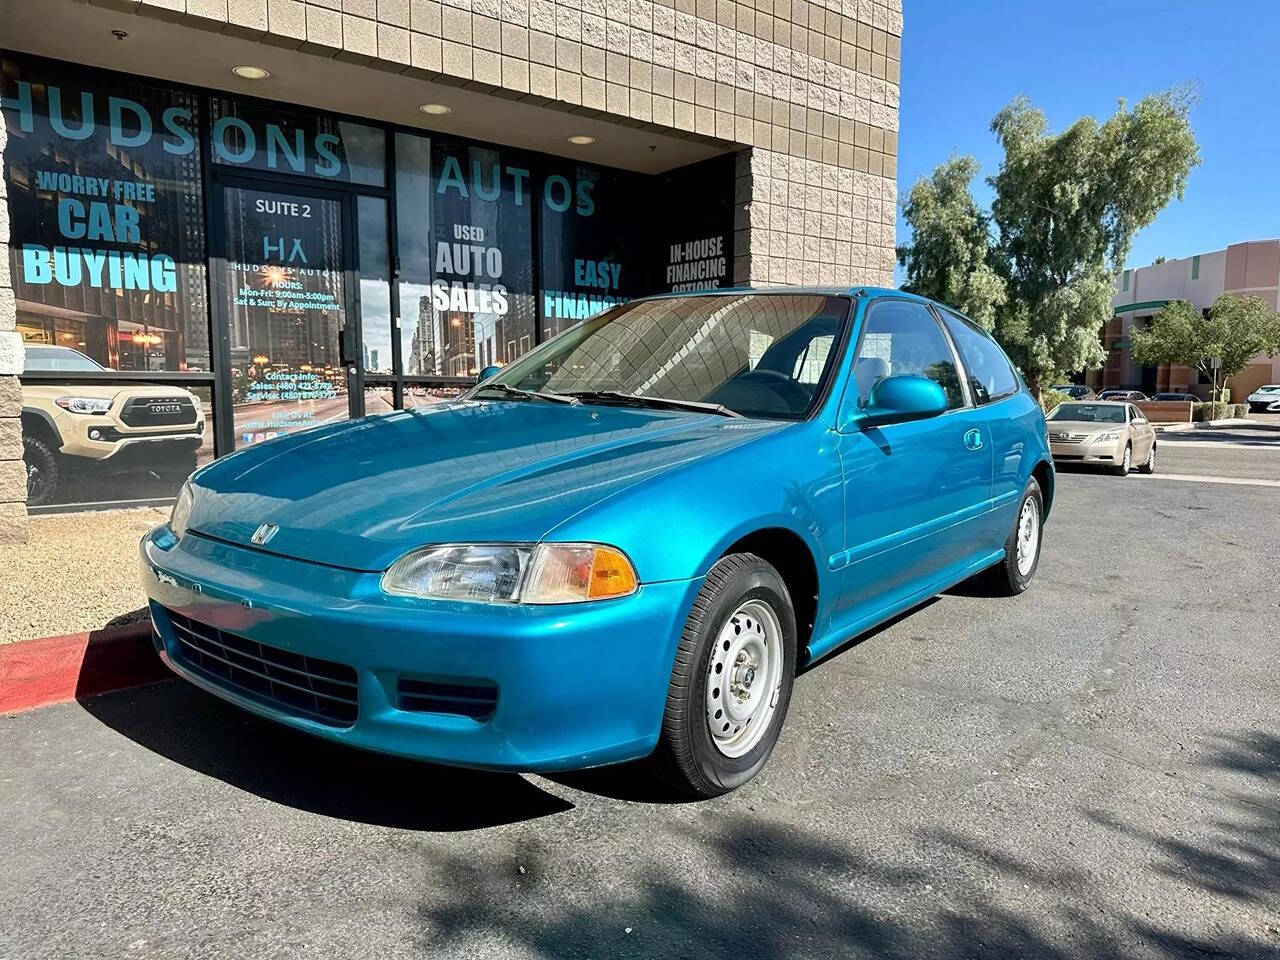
[22,346,107,373]
[1259,385,1280,393]
[473,293,851,420]
[1049,403,1126,423]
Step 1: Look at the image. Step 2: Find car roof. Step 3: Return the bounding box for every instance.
[637,284,934,305]
[1060,399,1127,406]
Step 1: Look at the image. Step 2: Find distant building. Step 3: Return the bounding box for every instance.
[1093,240,1280,398]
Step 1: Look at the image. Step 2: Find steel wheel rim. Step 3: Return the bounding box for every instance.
[1122,447,1131,472]
[705,599,784,758]
[1016,496,1039,576]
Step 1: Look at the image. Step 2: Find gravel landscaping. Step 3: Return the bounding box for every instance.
[0,507,167,644]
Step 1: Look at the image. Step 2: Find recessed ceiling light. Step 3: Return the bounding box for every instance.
[232,65,271,80]
[567,135,596,145]
[419,103,452,115]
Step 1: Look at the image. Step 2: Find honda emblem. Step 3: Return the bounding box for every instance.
[250,523,279,546]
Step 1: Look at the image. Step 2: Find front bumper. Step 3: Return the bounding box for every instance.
[58,411,204,463]
[140,527,701,772]
[1049,437,1122,464]
[1248,399,1280,413]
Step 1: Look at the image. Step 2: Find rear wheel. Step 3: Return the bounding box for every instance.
[978,478,1044,596]
[652,553,797,798]
[1138,442,1156,474]
[1112,444,1132,476]
[22,435,60,507]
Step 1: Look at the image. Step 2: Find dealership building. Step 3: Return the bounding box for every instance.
[1093,239,1280,398]
[0,0,902,539]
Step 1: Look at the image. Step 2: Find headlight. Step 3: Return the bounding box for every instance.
[170,480,193,538]
[55,396,112,414]
[1093,430,1122,442]
[381,542,638,604]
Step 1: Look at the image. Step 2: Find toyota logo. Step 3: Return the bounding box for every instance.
[151,402,183,414]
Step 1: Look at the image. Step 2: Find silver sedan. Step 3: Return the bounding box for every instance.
[1046,401,1156,476]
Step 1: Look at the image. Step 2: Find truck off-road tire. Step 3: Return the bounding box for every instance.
[22,435,60,507]
[652,553,797,798]
[978,477,1044,597]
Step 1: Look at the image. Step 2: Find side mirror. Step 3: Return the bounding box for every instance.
[845,374,948,430]
[477,365,502,383]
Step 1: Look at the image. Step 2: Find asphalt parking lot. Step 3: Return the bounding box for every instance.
[3,432,1278,960]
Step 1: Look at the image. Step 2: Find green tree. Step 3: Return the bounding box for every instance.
[896,156,1006,330]
[898,88,1200,392]
[1132,294,1280,398]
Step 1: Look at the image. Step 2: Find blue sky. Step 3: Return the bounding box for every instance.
[896,0,1280,277]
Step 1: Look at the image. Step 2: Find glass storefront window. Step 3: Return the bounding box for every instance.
[394,131,436,376]
[209,96,385,187]
[537,163,648,340]
[216,184,348,448]
[2,56,210,371]
[358,195,392,375]
[427,139,535,375]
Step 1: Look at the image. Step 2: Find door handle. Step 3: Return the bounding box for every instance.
[963,428,983,451]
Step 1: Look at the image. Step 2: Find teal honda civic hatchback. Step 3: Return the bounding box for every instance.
[141,288,1053,797]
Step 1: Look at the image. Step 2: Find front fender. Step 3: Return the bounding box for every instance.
[544,418,842,587]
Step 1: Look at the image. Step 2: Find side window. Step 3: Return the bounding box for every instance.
[854,300,965,409]
[1130,405,1146,423]
[939,310,1020,404]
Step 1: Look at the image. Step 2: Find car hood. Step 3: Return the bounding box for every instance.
[187,400,787,572]
[1046,420,1126,435]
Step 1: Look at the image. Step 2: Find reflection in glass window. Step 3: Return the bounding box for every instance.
[939,310,1020,404]
[428,139,535,375]
[358,196,392,375]
[854,300,964,409]
[488,294,849,420]
[2,56,210,371]
[538,164,648,339]
[394,132,437,376]
[20,380,213,509]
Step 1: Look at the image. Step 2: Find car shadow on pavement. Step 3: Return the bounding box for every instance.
[79,680,575,832]
[407,730,1280,960]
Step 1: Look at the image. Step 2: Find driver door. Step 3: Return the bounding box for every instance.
[830,298,994,626]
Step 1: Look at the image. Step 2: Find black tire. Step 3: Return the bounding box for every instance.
[1138,442,1156,474]
[652,553,797,798]
[978,478,1044,597]
[1112,444,1132,476]
[22,434,60,507]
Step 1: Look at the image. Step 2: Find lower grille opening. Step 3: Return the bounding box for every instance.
[163,608,358,727]
[398,677,498,721]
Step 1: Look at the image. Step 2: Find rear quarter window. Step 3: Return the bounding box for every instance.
[938,310,1020,404]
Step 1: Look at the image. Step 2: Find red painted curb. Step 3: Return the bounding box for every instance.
[0,621,172,715]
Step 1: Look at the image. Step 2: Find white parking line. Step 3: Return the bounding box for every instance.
[1159,439,1280,452]
[1140,472,1280,488]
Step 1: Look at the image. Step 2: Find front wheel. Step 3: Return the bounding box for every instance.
[22,435,61,507]
[1138,443,1156,474]
[1113,444,1132,476]
[652,553,797,798]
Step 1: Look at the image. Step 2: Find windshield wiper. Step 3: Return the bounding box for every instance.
[565,390,743,418]
[472,382,580,405]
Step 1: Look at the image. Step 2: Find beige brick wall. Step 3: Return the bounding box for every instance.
[134,0,902,284]
[0,95,29,541]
